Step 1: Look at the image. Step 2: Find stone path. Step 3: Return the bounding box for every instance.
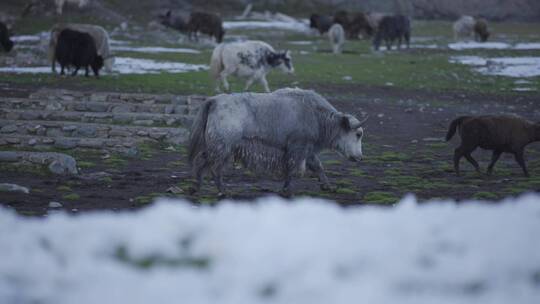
[0,89,206,175]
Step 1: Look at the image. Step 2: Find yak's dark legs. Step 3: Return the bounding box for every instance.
[454,145,479,176]
[514,149,529,177]
[306,154,333,191]
[190,153,209,194]
[487,150,502,175]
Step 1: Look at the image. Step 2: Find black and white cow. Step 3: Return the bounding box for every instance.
[210,40,294,93]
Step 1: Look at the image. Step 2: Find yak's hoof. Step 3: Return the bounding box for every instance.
[217,192,228,199]
[188,186,199,195]
[280,189,292,198]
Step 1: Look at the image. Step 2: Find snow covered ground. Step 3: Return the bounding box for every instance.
[223,20,310,32]
[1,194,539,304]
[450,56,540,78]
[449,42,540,50]
[0,57,208,75]
[110,46,201,54]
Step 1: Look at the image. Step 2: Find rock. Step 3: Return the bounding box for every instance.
[423,137,444,142]
[6,138,21,144]
[109,130,132,137]
[133,120,154,126]
[46,128,64,137]
[166,186,184,194]
[86,103,109,112]
[342,76,352,81]
[54,138,78,149]
[90,94,108,102]
[124,147,138,157]
[113,115,132,124]
[136,131,148,136]
[5,112,20,120]
[42,138,55,144]
[0,183,30,194]
[76,126,97,137]
[166,118,177,126]
[48,154,78,175]
[45,102,63,111]
[0,125,18,133]
[28,139,37,146]
[48,201,62,208]
[149,131,167,140]
[21,112,41,120]
[111,105,133,113]
[80,171,112,180]
[79,139,103,148]
[62,125,78,132]
[164,105,175,114]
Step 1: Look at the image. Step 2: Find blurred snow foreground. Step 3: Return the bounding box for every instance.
[1,194,540,304]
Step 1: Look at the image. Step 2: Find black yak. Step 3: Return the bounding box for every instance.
[0,21,14,52]
[373,15,410,51]
[54,29,104,77]
[186,12,225,43]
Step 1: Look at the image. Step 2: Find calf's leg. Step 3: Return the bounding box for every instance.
[454,145,478,176]
[514,149,529,177]
[487,150,502,175]
[464,153,480,173]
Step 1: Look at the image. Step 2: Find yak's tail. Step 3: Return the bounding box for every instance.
[209,43,224,81]
[446,116,469,141]
[188,99,214,164]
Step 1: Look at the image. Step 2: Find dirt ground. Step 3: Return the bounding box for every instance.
[2,82,539,216]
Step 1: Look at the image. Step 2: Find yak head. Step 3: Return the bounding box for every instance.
[267,50,294,74]
[335,114,368,162]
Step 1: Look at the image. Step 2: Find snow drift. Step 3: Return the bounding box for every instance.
[0,194,539,304]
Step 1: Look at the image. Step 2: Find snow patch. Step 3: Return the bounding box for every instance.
[0,57,208,75]
[111,46,201,54]
[223,20,310,32]
[288,40,313,45]
[1,194,540,304]
[450,56,540,77]
[514,43,540,50]
[448,42,511,50]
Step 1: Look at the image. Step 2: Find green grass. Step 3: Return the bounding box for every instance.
[472,191,499,200]
[62,193,80,201]
[56,185,72,192]
[363,191,399,204]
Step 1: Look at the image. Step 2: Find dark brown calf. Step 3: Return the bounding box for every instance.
[446,115,540,177]
[474,19,490,42]
[186,12,224,43]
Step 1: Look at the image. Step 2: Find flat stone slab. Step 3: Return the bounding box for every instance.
[0,151,78,175]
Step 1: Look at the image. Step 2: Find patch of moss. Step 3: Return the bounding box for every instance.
[62,193,80,201]
[78,161,96,169]
[349,168,366,177]
[336,187,357,195]
[472,192,499,201]
[363,191,399,204]
[56,185,72,192]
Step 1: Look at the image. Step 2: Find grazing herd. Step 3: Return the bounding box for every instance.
[1,8,536,196]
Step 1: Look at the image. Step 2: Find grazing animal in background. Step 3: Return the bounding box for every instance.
[54,0,90,15]
[54,29,104,77]
[473,18,490,42]
[366,12,386,31]
[309,13,333,35]
[49,23,113,73]
[188,88,368,196]
[328,23,345,54]
[347,12,374,39]
[0,21,14,52]
[158,10,189,32]
[453,15,490,42]
[373,15,410,51]
[446,115,540,177]
[186,12,225,43]
[210,40,294,93]
[333,10,350,30]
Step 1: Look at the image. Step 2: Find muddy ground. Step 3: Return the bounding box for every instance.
[2,82,539,216]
